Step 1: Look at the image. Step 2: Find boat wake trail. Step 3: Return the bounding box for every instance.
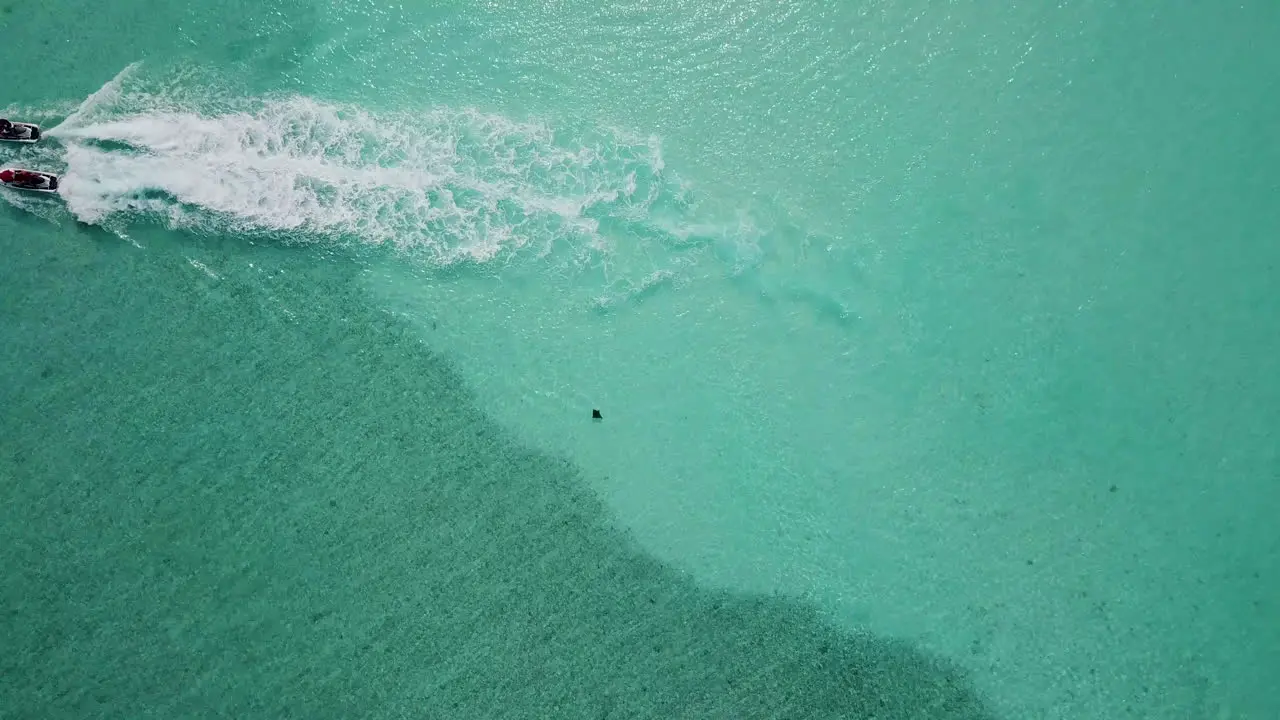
[27,63,774,295]
[7,63,859,316]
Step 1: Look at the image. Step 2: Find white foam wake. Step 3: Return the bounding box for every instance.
[10,64,782,301]
[52,86,686,269]
[45,61,143,136]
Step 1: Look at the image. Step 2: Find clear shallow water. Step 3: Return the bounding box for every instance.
[2,2,1277,719]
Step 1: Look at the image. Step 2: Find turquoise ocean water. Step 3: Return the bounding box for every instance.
[2,2,1277,718]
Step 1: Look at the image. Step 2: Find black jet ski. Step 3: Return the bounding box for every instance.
[0,168,59,193]
[0,119,40,144]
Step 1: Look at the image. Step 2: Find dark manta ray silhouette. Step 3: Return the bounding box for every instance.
[0,238,1002,720]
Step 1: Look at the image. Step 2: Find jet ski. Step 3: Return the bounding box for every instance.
[0,168,59,193]
[0,119,40,144]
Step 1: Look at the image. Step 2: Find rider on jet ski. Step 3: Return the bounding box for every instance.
[0,169,51,189]
[0,118,29,139]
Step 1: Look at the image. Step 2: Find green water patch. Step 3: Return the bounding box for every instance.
[0,1,322,104]
[0,215,1001,718]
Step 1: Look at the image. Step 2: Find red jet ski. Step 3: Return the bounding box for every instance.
[0,168,60,193]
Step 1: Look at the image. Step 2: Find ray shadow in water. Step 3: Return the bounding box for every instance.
[0,224,1002,719]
